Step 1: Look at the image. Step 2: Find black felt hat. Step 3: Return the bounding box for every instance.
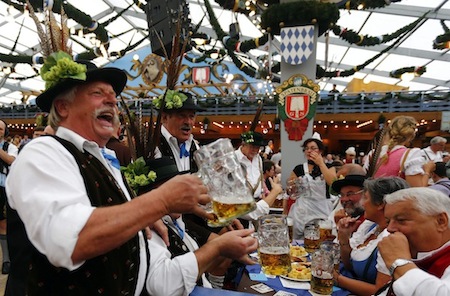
[36,61,127,112]
[160,91,205,112]
[331,174,367,194]
[241,131,268,147]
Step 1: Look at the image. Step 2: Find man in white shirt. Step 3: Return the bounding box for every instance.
[376,187,450,295]
[422,136,447,162]
[5,61,213,295]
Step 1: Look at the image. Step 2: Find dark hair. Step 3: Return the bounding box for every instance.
[0,119,9,137]
[263,160,275,173]
[364,177,409,206]
[434,162,447,178]
[302,138,324,152]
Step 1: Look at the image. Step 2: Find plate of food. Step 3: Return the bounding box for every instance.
[290,245,308,261]
[280,262,312,282]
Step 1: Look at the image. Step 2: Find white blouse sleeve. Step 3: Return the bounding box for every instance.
[403,148,426,176]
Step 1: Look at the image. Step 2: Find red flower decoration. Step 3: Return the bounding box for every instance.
[284,118,309,141]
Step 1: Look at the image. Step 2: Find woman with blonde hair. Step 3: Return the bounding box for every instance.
[371,115,433,187]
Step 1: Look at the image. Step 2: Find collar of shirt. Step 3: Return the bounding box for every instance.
[161,125,194,171]
[56,127,126,188]
[416,240,450,261]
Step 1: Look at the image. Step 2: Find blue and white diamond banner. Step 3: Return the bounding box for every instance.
[280,25,315,65]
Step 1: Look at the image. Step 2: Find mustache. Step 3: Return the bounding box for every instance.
[94,107,120,126]
[180,124,192,131]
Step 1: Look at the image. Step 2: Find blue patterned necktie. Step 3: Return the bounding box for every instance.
[179,142,190,158]
[101,149,120,170]
[173,219,184,239]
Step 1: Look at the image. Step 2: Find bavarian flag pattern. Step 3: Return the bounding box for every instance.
[281,25,315,65]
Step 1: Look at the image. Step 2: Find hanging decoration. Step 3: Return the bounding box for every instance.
[389,66,426,79]
[260,1,339,36]
[276,74,319,141]
[280,25,315,65]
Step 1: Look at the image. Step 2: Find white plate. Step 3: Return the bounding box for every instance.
[280,275,311,282]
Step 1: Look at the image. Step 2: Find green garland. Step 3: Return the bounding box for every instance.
[260,1,340,36]
[331,15,425,46]
[434,31,450,50]
[389,66,426,78]
[343,0,402,9]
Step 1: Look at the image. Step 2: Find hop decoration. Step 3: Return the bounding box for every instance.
[241,131,256,144]
[120,157,157,195]
[153,90,187,109]
[40,52,87,89]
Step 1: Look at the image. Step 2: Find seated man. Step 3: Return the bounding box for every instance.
[376,187,450,295]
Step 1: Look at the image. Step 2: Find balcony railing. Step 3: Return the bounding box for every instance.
[1,90,449,119]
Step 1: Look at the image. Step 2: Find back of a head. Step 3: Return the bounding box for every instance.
[434,162,448,178]
[388,115,417,147]
[337,163,365,177]
[364,177,409,205]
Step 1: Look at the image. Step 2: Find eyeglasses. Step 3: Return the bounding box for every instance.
[303,147,319,152]
[339,189,364,198]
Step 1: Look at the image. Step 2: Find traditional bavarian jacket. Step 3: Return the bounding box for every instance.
[6,132,149,295]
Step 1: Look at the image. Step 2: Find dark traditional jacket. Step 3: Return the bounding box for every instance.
[159,136,199,173]
[6,136,149,296]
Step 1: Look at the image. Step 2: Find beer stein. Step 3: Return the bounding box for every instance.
[320,241,341,272]
[304,220,320,253]
[286,177,311,200]
[257,214,291,276]
[311,250,334,295]
[319,220,333,242]
[286,217,294,242]
[194,138,256,226]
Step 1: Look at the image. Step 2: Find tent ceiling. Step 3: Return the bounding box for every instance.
[0,0,448,105]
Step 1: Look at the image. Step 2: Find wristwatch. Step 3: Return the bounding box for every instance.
[389,259,413,276]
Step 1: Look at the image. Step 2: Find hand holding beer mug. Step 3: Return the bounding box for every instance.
[311,250,334,295]
[257,214,291,276]
[194,138,256,226]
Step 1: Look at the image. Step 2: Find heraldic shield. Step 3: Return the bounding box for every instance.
[280,25,315,65]
[285,94,310,120]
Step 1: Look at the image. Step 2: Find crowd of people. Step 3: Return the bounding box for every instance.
[0,58,449,296]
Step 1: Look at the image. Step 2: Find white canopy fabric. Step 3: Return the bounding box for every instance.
[0,0,448,105]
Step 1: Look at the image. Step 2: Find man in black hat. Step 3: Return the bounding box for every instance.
[156,91,205,173]
[331,174,367,223]
[5,60,217,295]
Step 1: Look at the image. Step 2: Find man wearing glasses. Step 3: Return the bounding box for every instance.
[331,174,366,226]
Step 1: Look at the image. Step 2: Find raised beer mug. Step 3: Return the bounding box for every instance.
[257,214,291,276]
[311,250,334,295]
[194,138,256,226]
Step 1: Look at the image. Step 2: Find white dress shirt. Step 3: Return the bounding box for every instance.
[6,127,147,296]
[160,125,196,172]
[422,146,443,162]
[235,147,263,199]
[146,216,211,296]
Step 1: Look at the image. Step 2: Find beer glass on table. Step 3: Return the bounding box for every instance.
[320,241,341,272]
[194,138,256,227]
[311,250,334,295]
[257,214,291,276]
[304,220,320,253]
[319,219,333,243]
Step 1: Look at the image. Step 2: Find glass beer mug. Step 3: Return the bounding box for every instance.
[257,214,291,276]
[311,250,334,295]
[194,138,256,227]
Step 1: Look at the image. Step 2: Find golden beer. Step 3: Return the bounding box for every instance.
[259,247,291,276]
[211,200,256,224]
[311,271,333,295]
[304,237,320,253]
[319,227,333,242]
